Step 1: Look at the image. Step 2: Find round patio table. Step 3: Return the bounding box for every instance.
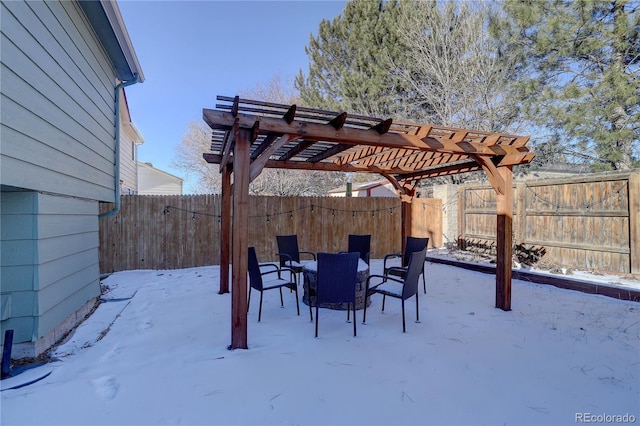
[302,258,371,310]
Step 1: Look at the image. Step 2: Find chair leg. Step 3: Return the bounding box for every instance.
[381,295,386,312]
[247,288,251,313]
[415,293,420,323]
[279,288,284,307]
[401,299,406,333]
[258,292,264,322]
[294,286,300,316]
[347,305,351,322]
[422,265,426,294]
[315,304,319,337]
[362,295,368,324]
[352,303,357,337]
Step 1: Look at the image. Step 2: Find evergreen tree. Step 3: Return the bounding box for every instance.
[295,0,414,118]
[491,0,640,171]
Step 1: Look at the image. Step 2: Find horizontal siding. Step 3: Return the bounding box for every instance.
[0,316,35,344]
[138,182,182,195]
[38,278,98,340]
[0,192,101,345]
[2,290,35,318]
[0,0,118,202]
[1,265,35,293]
[35,194,100,339]
[120,130,138,194]
[0,11,113,146]
[38,262,98,315]
[0,192,38,343]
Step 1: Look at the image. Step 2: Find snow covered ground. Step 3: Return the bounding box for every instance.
[1,259,638,425]
[427,248,640,291]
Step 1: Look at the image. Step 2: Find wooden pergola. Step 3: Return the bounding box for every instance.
[203,95,535,349]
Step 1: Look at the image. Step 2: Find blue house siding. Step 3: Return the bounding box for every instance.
[0,0,143,358]
[0,0,117,201]
[1,192,39,345]
[0,192,100,357]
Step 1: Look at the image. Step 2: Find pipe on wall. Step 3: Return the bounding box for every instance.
[100,74,140,218]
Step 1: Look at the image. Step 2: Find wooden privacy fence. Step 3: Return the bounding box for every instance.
[458,171,640,275]
[99,195,442,273]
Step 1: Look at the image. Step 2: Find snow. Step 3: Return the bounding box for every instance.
[2,260,638,425]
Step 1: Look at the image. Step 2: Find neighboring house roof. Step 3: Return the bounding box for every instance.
[78,0,145,82]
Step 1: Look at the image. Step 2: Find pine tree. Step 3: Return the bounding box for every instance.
[295,0,414,118]
[491,0,640,171]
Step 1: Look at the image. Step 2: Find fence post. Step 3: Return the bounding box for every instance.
[516,182,526,246]
[457,186,465,249]
[630,172,639,275]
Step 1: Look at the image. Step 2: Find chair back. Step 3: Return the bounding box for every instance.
[403,237,429,267]
[316,252,359,304]
[347,234,371,264]
[402,248,427,300]
[247,247,264,291]
[276,235,300,266]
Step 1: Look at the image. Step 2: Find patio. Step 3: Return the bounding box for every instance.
[203,96,537,348]
[2,259,637,425]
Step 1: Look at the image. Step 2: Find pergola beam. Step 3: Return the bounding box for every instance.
[203,109,531,158]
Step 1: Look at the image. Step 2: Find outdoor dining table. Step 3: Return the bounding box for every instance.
[302,258,371,310]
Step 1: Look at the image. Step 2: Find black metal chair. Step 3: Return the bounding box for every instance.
[276,235,316,282]
[364,248,427,332]
[383,236,429,294]
[247,247,299,322]
[347,234,371,265]
[314,252,360,337]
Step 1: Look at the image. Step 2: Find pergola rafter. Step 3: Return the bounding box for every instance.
[202,95,535,349]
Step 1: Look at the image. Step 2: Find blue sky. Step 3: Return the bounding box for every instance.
[118,1,347,192]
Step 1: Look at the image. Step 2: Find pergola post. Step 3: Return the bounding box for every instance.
[218,165,231,294]
[495,166,513,311]
[230,128,251,349]
[399,188,416,252]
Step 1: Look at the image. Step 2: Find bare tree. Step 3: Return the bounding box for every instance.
[173,120,220,194]
[395,1,523,133]
[173,74,348,195]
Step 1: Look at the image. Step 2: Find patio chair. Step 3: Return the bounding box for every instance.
[247,247,300,322]
[347,234,371,265]
[363,247,427,332]
[276,235,316,282]
[314,252,360,337]
[383,236,429,294]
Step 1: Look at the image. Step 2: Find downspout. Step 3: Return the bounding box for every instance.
[100,74,140,218]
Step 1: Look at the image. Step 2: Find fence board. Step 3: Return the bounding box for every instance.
[99,195,442,273]
[459,171,639,275]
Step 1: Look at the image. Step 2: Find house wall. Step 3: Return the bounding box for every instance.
[138,164,183,195]
[119,92,143,195]
[0,0,117,202]
[1,192,100,358]
[119,126,139,194]
[0,0,122,357]
[363,185,396,197]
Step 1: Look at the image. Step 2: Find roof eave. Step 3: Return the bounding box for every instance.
[78,0,145,83]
